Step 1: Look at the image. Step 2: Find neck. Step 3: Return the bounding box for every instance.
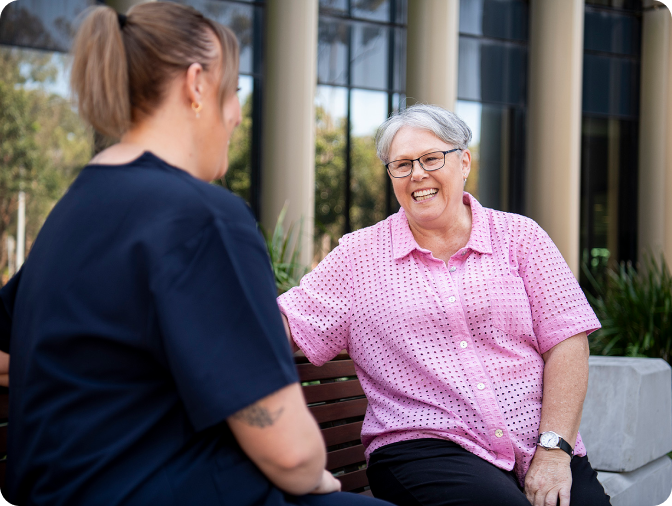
[120,104,203,179]
[407,201,473,262]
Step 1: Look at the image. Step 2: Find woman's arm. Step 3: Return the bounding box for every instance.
[227,382,340,496]
[0,351,8,387]
[524,332,589,506]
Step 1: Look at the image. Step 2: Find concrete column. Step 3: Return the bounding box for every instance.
[406,0,460,111]
[261,0,318,266]
[638,4,672,266]
[526,0,585,277]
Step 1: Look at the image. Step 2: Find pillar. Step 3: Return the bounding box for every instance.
[406,0,460,111]
[261,0,318,267]
[526,0,585,276]
[638,3,672,267]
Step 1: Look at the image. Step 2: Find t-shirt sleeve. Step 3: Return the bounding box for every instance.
[152,217,299,432]
[519,224,601,354]
[277,240,353,367]
[0,268,22,354]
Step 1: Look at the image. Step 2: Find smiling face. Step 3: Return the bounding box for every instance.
[388,126,471,231]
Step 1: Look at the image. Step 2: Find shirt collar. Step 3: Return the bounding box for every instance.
[391,192,493,260]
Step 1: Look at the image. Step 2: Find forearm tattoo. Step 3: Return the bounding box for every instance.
[231,403,284,428]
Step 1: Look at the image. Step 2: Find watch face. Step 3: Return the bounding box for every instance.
[540,432,559,448]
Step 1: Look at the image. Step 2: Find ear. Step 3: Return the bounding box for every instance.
[185,63,205,107]
[460,148,472,179]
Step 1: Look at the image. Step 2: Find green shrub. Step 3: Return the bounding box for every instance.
[262,205,309,295]
[584,253,672,361]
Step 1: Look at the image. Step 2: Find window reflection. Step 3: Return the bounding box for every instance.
[0,47,94,283]
[580,117,639,289]
[173,0,257,74]
[318,18,349,86]
[223,75,254,202]
[350,89,388,231]
[352,0,390,22]
[350,22,389,90]
[456,100,525,213]
[314,86,348,264]
[459,0,528,41]
[0,0,96,52]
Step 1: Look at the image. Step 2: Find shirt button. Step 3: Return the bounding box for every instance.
[477,383,485,390]
[461,251,467,256]
[460,341,468,349]
[495,429,504,438]
[449,266,457,272]
[448,296,456,303]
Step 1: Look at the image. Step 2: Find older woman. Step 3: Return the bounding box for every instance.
[279,105,611,506]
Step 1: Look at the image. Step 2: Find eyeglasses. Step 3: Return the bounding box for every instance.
[385,149,461,178]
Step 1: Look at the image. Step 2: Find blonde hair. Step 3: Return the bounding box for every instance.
[70,2,239,139]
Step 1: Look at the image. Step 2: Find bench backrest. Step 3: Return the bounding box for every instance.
[0,356,371,495]
[295,352,370,493]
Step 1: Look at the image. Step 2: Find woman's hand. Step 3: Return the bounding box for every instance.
[0,351,8,387]
[310,470,341,494]
[524,449,572,506]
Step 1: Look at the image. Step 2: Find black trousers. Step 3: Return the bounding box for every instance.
[366,439,612,506]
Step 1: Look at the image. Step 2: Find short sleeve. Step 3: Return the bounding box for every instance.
[0,268,22,353]
[277,240,353,366]
[519,226,601,354]
[152,218,298,432]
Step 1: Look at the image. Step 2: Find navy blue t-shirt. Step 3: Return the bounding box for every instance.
[0,153,301,505]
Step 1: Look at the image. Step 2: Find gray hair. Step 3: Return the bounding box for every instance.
[375,104,473,164]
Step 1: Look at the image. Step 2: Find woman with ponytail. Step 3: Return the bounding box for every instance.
[0,4,389,505]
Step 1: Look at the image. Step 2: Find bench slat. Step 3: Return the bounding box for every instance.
[337,468,369,492]
[297,360,357,382]
[309,398,368,423]
[322,421,364,447]
[326,444,365,471]
[303,380,364,404]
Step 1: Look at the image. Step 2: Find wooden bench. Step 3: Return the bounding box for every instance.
[0,355,371,496]
[295,352,372,495]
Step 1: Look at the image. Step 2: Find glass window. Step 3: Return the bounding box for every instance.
[459,0,529,41]
[0,0,97,52]
[350,89,388,231]
[352,0,390,22]
[458,0,528,213]
[584,8,640,56]
[580,117,639,288]
[316,0,406,259]
[173,0,257,75]
[580,3,641,290]
[0,46,94,282]
[318,17,349,86]
[458,37,527,106]
[582,54,639,118]
[350,21,389,90]
[314,85,348,263]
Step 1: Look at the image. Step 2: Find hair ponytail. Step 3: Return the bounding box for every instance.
[69,3,239,140]
[70,6,131,139]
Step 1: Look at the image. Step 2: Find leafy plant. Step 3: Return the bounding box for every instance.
[262,205,309,295]
[584,253,672,362]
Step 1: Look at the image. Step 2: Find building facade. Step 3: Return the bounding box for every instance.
[0,0,671,283]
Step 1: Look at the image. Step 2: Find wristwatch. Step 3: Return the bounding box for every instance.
[537,431,574,459]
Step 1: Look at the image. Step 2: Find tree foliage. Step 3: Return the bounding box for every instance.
[0,47,93,280]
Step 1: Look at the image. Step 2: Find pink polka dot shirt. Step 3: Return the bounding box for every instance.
[278,193,601,484]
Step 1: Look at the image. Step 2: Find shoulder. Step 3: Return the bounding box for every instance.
[486,208,543,243]
[337,214,394,252]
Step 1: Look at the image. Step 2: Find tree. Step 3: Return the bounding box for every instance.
[0,47,93,281]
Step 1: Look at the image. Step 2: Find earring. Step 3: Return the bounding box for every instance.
[192,102,203,119]
[463,178,467,187]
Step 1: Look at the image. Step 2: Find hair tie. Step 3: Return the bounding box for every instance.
[117,13,127,29]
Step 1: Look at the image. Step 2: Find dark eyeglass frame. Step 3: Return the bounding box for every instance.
[385,149,461,178]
